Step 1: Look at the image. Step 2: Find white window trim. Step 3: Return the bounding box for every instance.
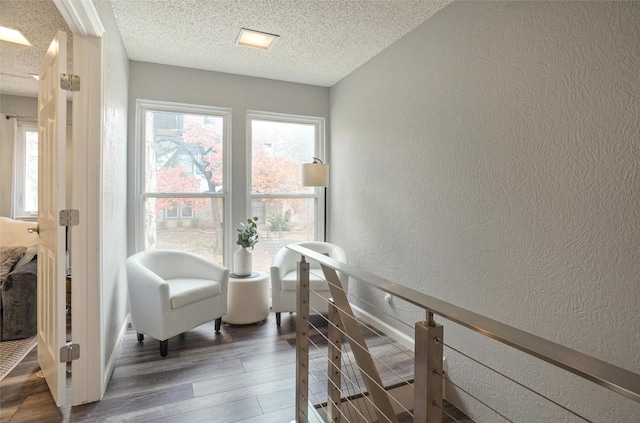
[246,110,326,241]
[134,99,232,263]
[13,121,39,219]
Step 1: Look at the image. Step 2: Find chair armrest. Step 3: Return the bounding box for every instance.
[126,258,172,338]
[270,265,283,290]
[270,248,300,290]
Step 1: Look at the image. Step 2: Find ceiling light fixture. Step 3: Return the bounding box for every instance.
[29,73,39,80]
[0,26,32,46]
[236,28,279,51]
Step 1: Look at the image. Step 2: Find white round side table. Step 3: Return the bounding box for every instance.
[223,271,270,325]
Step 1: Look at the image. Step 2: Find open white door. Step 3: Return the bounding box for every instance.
[37,30,68,407]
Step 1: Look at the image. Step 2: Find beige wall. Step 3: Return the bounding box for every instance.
[330,1,639,421]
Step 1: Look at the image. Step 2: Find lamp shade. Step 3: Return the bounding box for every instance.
[302,161,329,187]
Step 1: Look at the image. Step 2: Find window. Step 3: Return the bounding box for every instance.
[248,111,326,272]
[14,123,38,218]
[164,202,195,219]
[136,100,230,263]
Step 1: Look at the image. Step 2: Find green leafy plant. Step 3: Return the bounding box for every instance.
[268,213,292,232]
[236,216,259,250]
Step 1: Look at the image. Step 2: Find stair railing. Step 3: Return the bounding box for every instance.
[289,244,640,423]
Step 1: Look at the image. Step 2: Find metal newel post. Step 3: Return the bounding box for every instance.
[296,257,311,423]
[427,310,435,326]
[414,320,443,423]
[328,300,343,422]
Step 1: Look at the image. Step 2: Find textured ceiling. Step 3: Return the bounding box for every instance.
[0,0,72,97]
[0,0,453,98]
[110,0,453,87]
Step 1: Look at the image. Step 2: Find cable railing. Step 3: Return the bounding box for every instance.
[288,244,640,423]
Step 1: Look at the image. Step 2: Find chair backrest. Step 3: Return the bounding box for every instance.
[128,249,206,280]
[273,241,349,288]
[293,241,347,268]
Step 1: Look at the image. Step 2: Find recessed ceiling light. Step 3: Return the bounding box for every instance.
[29,73,39,80]
[236,28,279,51]
[0,26,31,46]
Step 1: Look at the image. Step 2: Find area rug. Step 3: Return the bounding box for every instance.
[0,336,36,382]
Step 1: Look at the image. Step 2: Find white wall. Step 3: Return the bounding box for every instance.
[127,62,330,259]
[330,1,639,421]
[96,0,129,388]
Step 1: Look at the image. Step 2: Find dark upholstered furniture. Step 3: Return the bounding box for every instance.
[0,217,39,341]
[0,257,37,341]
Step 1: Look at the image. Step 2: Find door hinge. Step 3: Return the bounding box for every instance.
[60,343,80,363]
[59,209,79,227]
[60,73,80,91]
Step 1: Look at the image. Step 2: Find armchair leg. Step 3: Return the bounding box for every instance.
[160,340,168,357]
[276,312,281,327]
[137,333,144,342]
[215,317,222,333]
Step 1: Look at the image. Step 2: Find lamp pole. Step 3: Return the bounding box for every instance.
[323,186,327,242]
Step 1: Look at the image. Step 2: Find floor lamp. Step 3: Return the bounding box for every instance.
[302,157,329,241]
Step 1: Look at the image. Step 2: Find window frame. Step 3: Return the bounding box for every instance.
[246,110,327,242]
[13,121,39,219]
[135,99,232,263]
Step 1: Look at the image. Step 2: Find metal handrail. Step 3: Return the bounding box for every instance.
[288,244,640,403]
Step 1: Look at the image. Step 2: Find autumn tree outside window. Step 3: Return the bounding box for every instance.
[136,100,230,265]
[135,102,324,273]
[248,111,326,272]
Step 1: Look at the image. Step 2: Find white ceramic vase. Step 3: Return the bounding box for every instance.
[234,247,252,276]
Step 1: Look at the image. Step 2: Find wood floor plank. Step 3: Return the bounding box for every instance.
[240,345,297,372]
[192,362,296,397]
[152,397,263,423]
[8,390,69,422]
[97,392,237,423]
[1,314,472,422]
[0,405,19,422]
[70,382,193,421]
[194,376,297,403]
[4,409,70,423]
[256,386,297,413]
[235,405,296,423]
[111,353,244,380]
[180,337,292,360]
[0,373,51,408]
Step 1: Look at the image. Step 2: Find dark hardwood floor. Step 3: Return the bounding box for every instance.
[1,313,472,422]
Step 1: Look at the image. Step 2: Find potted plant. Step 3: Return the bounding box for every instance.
[234,216,259,276]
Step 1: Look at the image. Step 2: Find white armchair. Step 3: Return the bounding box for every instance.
[270,241,348,327]
[126,249,229,357]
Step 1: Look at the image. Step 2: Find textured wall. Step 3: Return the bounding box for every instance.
[97,0,130,377]
[330,1,639,421]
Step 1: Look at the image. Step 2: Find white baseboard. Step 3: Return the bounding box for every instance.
[103,313,130,389]
[350,304,415,351]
